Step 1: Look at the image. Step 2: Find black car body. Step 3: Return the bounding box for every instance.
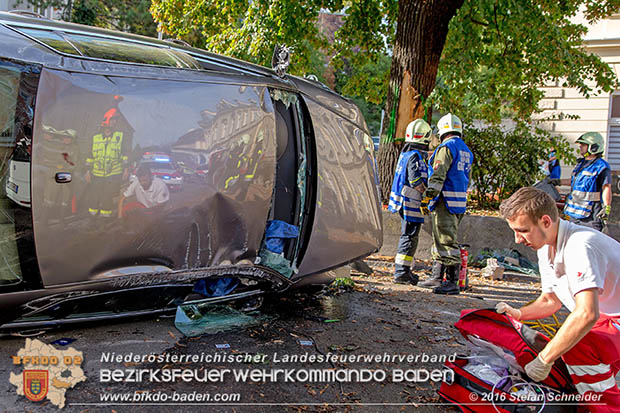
[0,12,382,329]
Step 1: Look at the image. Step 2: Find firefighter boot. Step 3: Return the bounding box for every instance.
[433,264,460,295]
[419,262,444,289]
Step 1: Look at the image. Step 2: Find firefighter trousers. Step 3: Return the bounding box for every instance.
[88,174,121,217]
[394,213,422,281]
[430,199,463,266]
[562,314,620,412]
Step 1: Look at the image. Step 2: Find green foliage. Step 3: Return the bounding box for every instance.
[150,0,619,139]
[120,0,158,37]
[464,122,576,209]
[433,0,619,124]
[150,0,341,76]
[332,1,398,89]
[328,277,356,292]
[71,0,102,26]
[335,54,391,104]
[19,0,158,36]
[334,54,391,135]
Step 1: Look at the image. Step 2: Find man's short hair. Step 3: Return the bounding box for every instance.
[499,187,559,222]
[136,164,152,178]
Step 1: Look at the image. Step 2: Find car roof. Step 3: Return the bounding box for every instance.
[0,11,367,132]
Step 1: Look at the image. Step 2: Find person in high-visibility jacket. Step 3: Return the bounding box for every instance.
[563,132,612,232]
[419,113,473,295]
[387,119,431,285]
[85,107,128,218]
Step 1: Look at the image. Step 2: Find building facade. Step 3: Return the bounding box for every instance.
[0,1,66,19]
[538,12,620,176]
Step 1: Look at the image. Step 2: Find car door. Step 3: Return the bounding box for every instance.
[32,68,278,286]
[295,93,382,277]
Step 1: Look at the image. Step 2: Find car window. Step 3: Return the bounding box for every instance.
[16,28,80,55]
[14,27,200,70]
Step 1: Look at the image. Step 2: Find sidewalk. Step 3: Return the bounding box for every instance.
[379,209,620,263]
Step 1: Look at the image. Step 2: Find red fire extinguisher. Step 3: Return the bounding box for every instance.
[459,244,469,291]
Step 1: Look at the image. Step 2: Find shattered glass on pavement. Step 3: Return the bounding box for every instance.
[174,304,271,338]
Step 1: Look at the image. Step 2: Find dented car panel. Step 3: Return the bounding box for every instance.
[0,12,382,328]
[32,69,277,286]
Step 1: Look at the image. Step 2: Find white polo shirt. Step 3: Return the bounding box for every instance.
[123,176,169,208]
[537,219,620,316]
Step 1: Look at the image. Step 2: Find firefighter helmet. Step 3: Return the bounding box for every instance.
[405,119,432,146]
[437,113,462,138]
[575,132,604,156]
[101,108,119,127]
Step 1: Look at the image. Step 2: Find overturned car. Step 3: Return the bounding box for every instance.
[0,12,382,330]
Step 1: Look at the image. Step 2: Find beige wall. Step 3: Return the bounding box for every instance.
[536,13,620,176]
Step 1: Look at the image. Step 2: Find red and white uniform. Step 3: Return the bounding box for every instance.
[538,219,620,412]
[123,176,169,208]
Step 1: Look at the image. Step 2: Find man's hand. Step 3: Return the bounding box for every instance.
[525,355,553,382]
[596,204,611,222]
[420,196,433,215]
[495,302,522,320]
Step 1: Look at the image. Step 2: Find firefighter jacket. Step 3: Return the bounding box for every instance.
[565,157,610,220]
[388,149,428,223]
[549,159,561,180]
[427,137,473,214]
[86,131,127,177]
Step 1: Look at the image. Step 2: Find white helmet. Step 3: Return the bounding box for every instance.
[437,113,463,138]
[405,119,432,146]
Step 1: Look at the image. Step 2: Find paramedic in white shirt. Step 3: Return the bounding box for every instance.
[496,186,620,412]
[118,164,169,217]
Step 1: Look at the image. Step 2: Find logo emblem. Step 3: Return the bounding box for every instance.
[23,370,48,402]
[577,272,583,278]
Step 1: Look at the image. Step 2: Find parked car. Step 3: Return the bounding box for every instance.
[139,153,183,190]
[0,12,381,329]
[4,138,31,208]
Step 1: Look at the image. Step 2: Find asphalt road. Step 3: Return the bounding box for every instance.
[0,266,548,413]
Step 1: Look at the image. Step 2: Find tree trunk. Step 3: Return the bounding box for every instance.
[377,0,464,203]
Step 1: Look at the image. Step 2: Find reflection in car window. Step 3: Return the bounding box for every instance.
[17,28,80,55]
[13,27,200,69]
[11,141,30,162]
[0,64,26,284]
[142,161,175,170]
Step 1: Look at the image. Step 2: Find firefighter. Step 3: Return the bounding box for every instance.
[498,187,620,412]
[387,119,432,285]
[85,107,128,218]
[563,132,612,231]
[419,113,473,295]
[547,149,561,186]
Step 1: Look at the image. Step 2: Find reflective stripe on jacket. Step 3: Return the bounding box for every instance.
[86,131,126,177]
[388,150,428,223]
[428,137,472,214]
[565,157,609,219]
